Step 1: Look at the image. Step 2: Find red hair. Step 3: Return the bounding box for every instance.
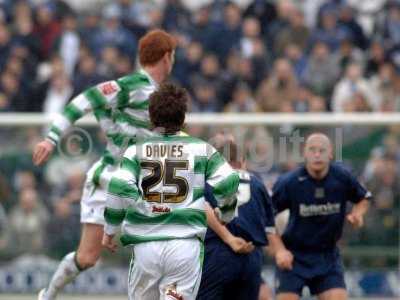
[138,29,177,66]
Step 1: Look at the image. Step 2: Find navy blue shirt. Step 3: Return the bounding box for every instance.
[272,163,371,252]
[205,170,275,247]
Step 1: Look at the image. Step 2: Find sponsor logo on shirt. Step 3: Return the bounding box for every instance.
[299,202,341,217]
[100,82,118,95]
[152,205,171,213]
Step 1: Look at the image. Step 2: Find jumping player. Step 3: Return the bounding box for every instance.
[34,29,177,300]
[197,136,276,300]
[102,83,240,300]
[271,133,371,300]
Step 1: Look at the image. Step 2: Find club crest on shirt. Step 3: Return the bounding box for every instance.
[315,187,325,198]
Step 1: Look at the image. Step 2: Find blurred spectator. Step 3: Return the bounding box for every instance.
[365,41,388,78]
[0,23,11,69]
[267,0,295,54]
[173,41,203,88]
[256,58,298,112]
[382,2,400,50]
[283,43,307,80]
[332,63,376,111]
[191,79,219,112]
[214,3,242,60]
[336,39,364,73]
[8,188,49,254]
[292,84,312,113]
[47,170,83,257]
[224,82,260,112]
[43,73,73,114]
[310,8,348,52]
[0,71,26,111]
[363,155,399,246]
[369,63,400,112]
[162,0,191,31]
[92,5,137,58]
[274,8,310,55]
[12,3,41,62]
[337,5,367,50]
[239,17,261,58]
[342,91,373,112]
[33,4,61,60]
[302,41,340,98]
[308,94,328,112]
[73,53,104,95]
[97,46,120,80]
[243,0,277,37]
[347,0,386,37]
[79,12,101,51]
[189,5,216,52]
[54,13,80,76]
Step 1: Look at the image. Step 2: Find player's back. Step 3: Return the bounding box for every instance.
[109,132,239,246]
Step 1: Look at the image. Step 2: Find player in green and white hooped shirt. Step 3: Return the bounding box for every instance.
[34,30,177,300]
[102,83,240,300]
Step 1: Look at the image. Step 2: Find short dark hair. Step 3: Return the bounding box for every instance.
[138,29,177,66]
[149,83,188,134]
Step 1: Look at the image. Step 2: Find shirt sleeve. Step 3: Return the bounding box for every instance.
[346,172,372,204]
[205,147,240,222]
[46,80,121,145]
[104,147,140,235]
[272,175,291,214]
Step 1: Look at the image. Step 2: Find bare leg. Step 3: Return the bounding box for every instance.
[39,224,104,300]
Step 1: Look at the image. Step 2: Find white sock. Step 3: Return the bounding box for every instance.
[44,252,81,300]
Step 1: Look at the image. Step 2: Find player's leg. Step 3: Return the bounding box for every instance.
[317,288,347,300]
[275,267,304,300]
[197,241,240,300]
[310,251,347,300]
[128,243,161,300]
[160,238,203,300]
[39,163,105,300]
[39,223,103,300]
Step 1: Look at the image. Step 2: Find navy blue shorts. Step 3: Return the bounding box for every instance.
[276,248,346,296]
[197,240,263,300]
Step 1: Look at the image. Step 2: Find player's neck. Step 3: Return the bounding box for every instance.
[143,65,166,85]
[306,165,329,180]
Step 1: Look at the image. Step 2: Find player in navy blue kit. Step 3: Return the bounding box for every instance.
[197,138,277,300]
[271,133,371,300]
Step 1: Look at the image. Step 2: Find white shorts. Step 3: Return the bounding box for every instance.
[80,159,116,225]
[128,238,203,300]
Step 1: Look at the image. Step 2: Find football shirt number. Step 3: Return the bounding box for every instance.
[140,160,189,203]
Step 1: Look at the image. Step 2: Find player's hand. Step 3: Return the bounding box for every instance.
[346,212,364,229]
[226,236,255,254]
[33,140,55,166]
[102,234,118,253]
[275,248,293,270]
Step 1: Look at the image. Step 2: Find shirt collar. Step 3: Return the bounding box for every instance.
[139,68,159,88]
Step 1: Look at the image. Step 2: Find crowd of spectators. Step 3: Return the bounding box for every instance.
[0,0,398,266]
[0,0,398,113]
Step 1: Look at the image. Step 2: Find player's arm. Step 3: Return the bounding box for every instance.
[269,175,294,270]
[33,80,121,165]
[267,234,293,270]
[346,171,372,229]
[347,198,370,229]
[205,149,240,223]
[103,151,140,252]
[205,201,254,254]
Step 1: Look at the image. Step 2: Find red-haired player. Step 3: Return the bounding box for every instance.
[36,29,176,300]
